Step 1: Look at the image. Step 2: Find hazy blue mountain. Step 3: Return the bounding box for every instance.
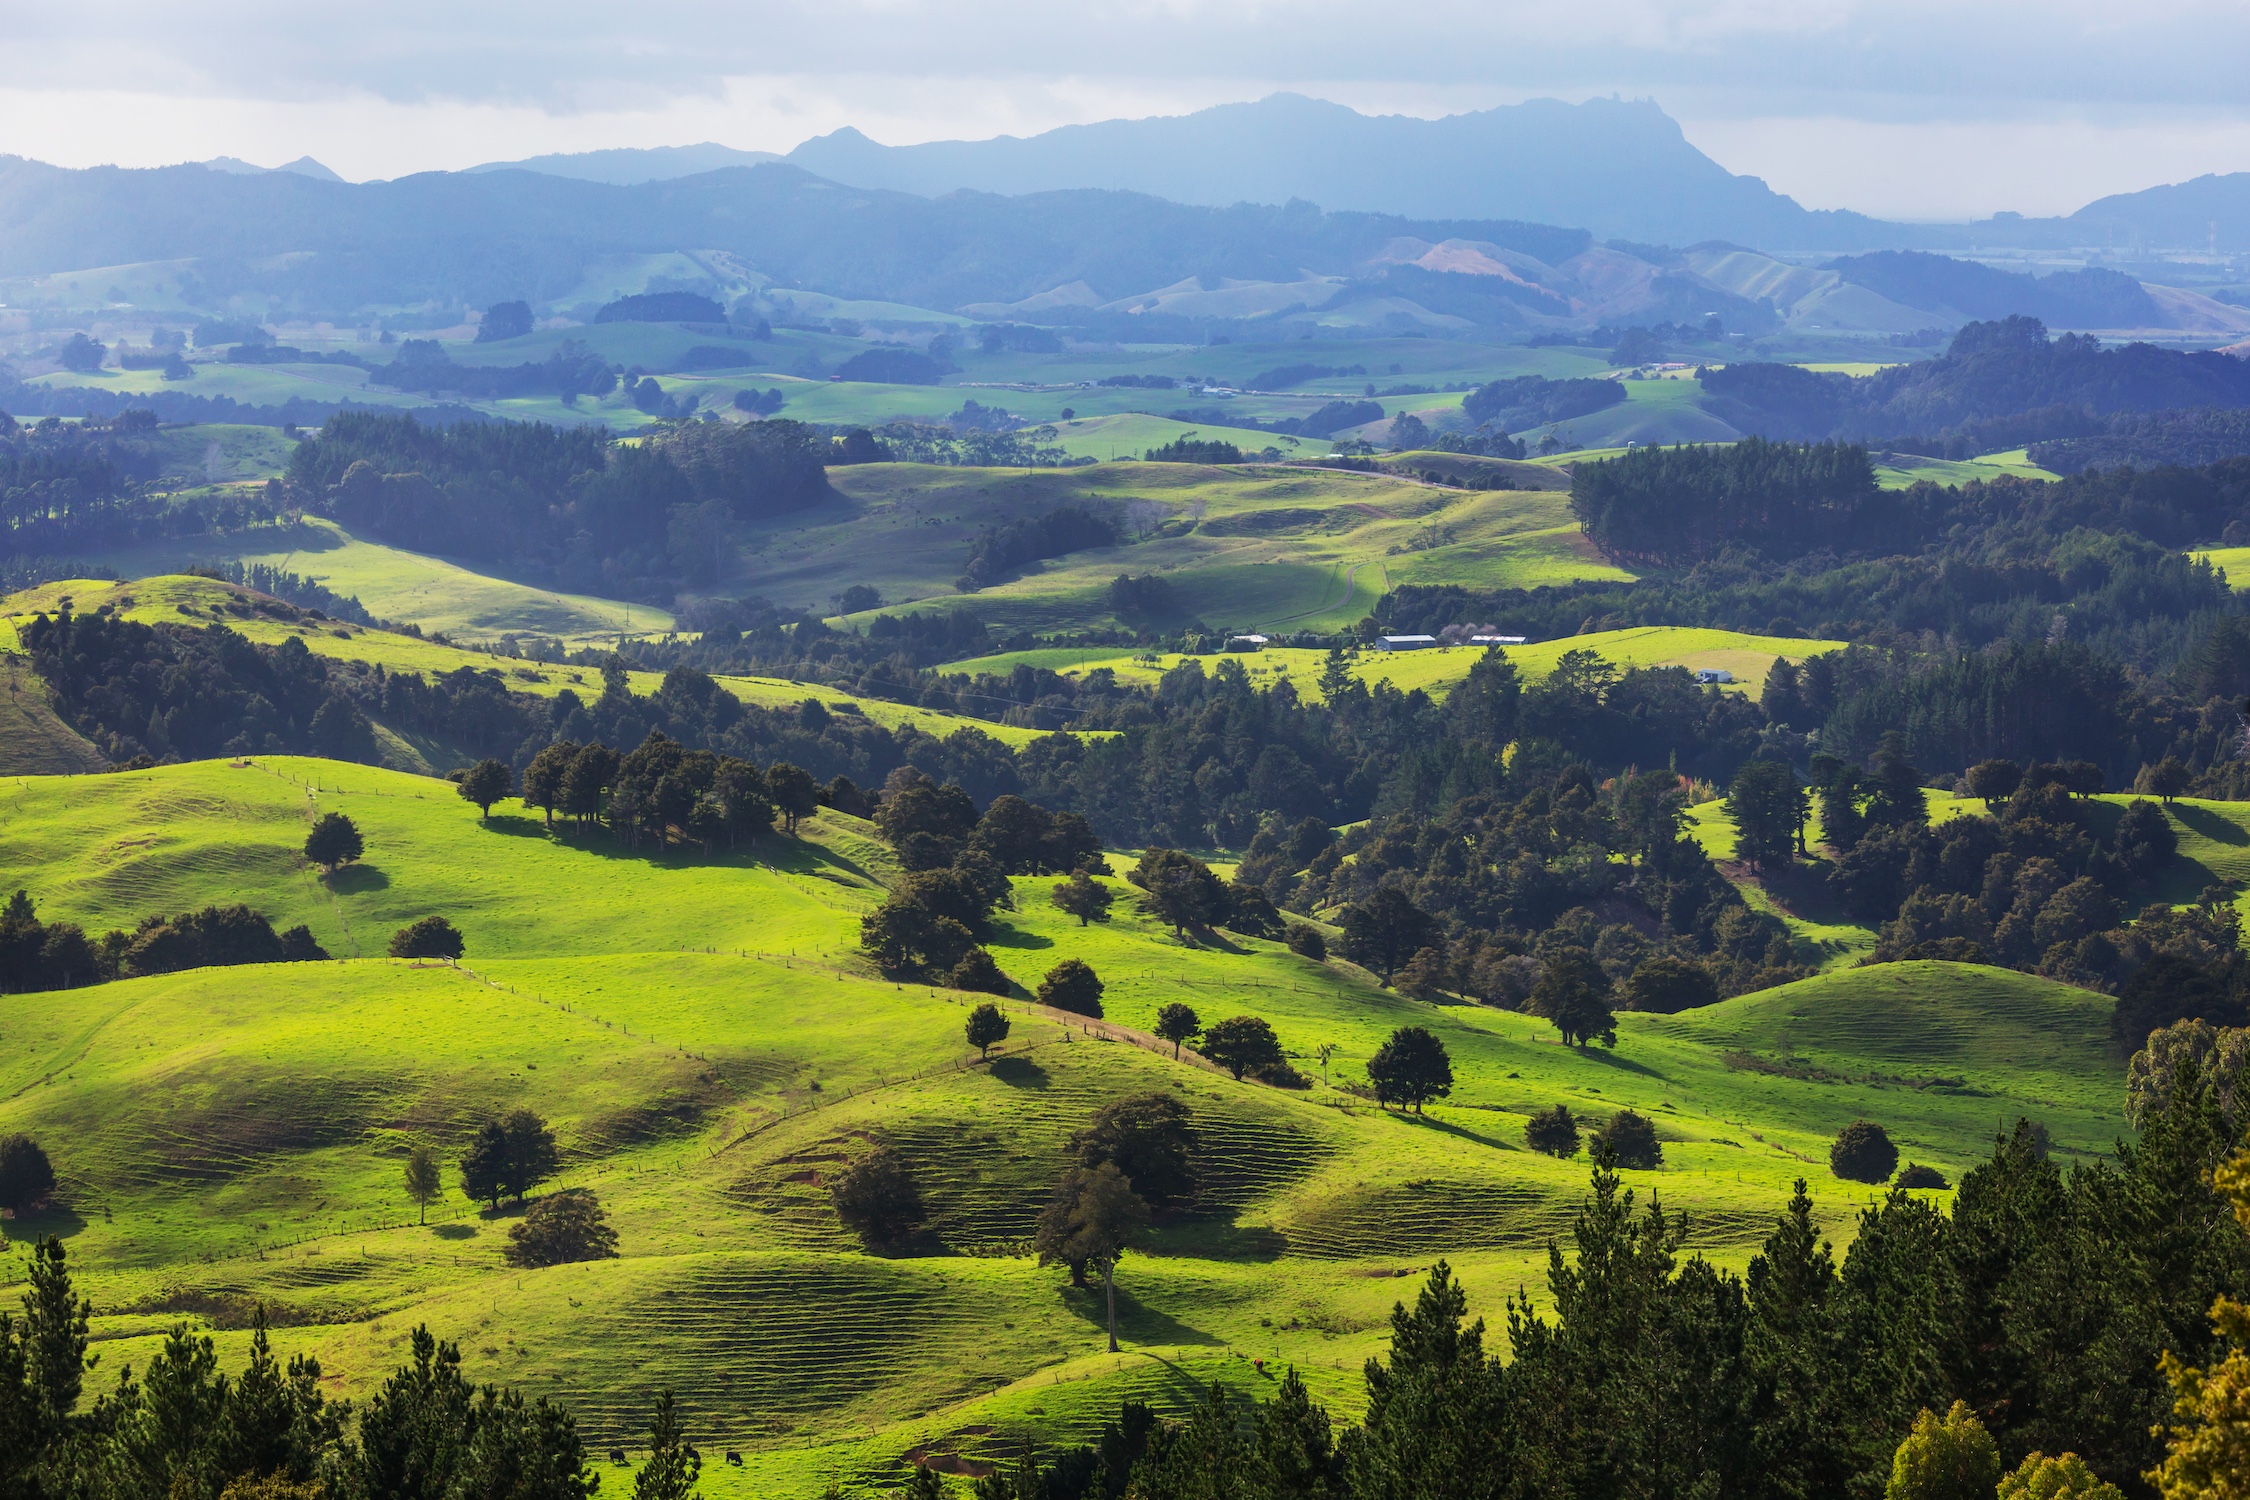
[782,93,1908,251]
[197,155,344,182]
[465,143,780,183]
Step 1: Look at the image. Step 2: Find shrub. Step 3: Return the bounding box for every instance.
[1598,1110,1662,1169]
[1832,1120,1899,1183]
[1622,954,1719,1014]
[278,925,330,962]
[945,948,1011,996]
[1896,1163,1950,1190]
[1036,958,1104,1017]
[829,1145,928,1249]
[1283,924,1327,961]
[389,916,465,960]
[1525,1105,1582,1158]
[0,1133,57,1211]
[503,1190,619,1268]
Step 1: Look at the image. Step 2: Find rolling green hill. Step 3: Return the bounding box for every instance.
[0,754,2129,1495]
[787,463,1630,634]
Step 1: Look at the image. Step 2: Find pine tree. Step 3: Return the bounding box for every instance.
[634,1389,701,1500]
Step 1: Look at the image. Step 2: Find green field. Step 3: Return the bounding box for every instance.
[947,627,1846,702]
[1873,448,2060,489]
[0,755,2130,1494]
[772,463,1632,635]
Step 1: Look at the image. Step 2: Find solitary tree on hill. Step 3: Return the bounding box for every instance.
[403,1145,443,1224]
[0,1133,56,1212]
[504,1190,619,1268]
[830,1145,928,1249]
[966,1001,1011,1059]
[303,812,364,873]
[1037,959,1105,1018]
[1199,1015,1284,1081]
[1366,1026,1454,1113]
[1034,1162,1149,1354]
[1831,1120,1898,1184]
[1153,1003,1201,1059]
[1598,1110,1663,1169]
[1050,869,1114,926]
[457,759,512,819]
[389,916,465,961]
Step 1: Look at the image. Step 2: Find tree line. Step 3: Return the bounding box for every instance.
[0,890,325,994]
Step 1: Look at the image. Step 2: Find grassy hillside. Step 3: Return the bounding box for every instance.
[0,574,1053,750]
[946,627,1846,703]
[68,517,675,645]
[791,463,1630,634]
[0,656,109,774]
[0,754,2129,1494]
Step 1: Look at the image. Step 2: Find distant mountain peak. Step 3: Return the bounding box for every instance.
[196,155,342,182]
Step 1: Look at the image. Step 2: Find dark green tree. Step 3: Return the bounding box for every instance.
[966,1001,1010,1058]
[1069,1092,1196,1207]
[632,1389,701,1500]
[1199,1015,1285,1081]
[830,1144,928,1249]
[1532,954,1617,1048]
[521,741,582,829]
[1339,887,1440,983]
[1597,1109,1662,1168]
[1129,849,1229,935]
[458,759,513,818]
[1622,954,1719,1014]
[502,1108,560,1201]
[1034,1163,1149,1353]
[1340,1261,1509,1500]
[1727,758,1803,871]
[0,1133,56,1211]
[765,762,822,834]
[303,812,364,872]
[1829,1121,1897,1184]
[1050,869,1114,926]
[404,1144,443,1224]
[1526,1104,1582,1157]
[1366,1026,1454,1114]
[1153,1002,1201,1059]
[460,1121,509,1209]
[505,1190,619,1268]
[389,916,465,960]
[1037,958,1104,1017]
[945,948,1012,997]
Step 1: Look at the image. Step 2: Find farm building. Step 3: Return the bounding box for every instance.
[1376,635,1438,651]
[1225,634,1269,651]
[1695,668,1735,684]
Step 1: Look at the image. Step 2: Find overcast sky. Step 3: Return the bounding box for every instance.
[0,0,2244,220]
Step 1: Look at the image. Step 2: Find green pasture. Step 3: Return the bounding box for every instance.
[797,465,1622,635]
[0,751,2133,1492]
[946,627,1844,703]
[1873,448,2060,490]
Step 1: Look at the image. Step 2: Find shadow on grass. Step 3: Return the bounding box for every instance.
[9,1202,89,1240]
[1571,1045,1665,1079]
[1055,1281,1220,1348]
[481,814,552,839]
[989,1055,1050,1089]
[988,924,1055,953]
[1383,1110,1517,1152]
[2176,804,2250,846]
[432,1223,478,1240]
[328,863,391,894]
[522,824,879,886]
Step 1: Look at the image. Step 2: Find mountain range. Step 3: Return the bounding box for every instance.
[460,95,2250,257]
